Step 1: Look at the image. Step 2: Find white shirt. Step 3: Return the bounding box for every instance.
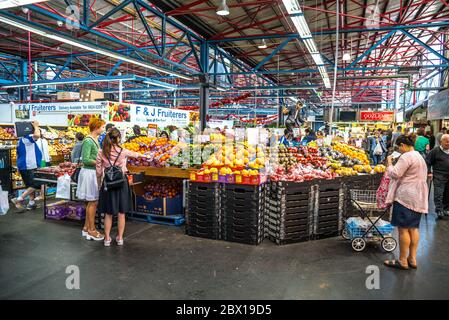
[440,146,449,155]
[37,138,51,163]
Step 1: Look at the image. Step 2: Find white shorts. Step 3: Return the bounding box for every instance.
[76,168,99,201]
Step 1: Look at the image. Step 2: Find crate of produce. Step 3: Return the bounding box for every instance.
[135,195,183,216]
[45,201,69,220]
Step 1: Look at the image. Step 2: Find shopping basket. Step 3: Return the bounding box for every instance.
[342,189,397,252]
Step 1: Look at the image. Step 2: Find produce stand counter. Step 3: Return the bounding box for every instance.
[35,172,142,221]
[127,166,195,179]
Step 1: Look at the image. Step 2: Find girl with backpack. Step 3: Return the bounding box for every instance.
[96,128,148,247]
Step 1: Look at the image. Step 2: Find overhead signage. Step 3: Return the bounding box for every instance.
[360,111,394,122]
[428,89,449,120]
[132,105,190,127]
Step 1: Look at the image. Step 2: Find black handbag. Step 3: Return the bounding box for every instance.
[103,148,125,191]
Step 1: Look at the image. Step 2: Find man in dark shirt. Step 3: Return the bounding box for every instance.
[426,134,449,220]
[283,102,304,133]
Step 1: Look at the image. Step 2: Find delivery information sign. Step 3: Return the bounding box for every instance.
[131,105,190,127]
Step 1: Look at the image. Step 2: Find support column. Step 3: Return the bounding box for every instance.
[199,82,209,132]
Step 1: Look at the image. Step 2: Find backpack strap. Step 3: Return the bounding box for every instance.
[106,146,123,167]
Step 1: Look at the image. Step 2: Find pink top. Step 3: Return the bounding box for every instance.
[96,147,141,178]
[386,150,428,214]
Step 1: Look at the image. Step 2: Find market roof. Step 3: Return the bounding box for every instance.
[0,0,448,108]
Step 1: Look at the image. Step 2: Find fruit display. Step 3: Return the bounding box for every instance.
[109,102,131,122]
[68,114,101,126]
[66,126,90,139]
[273,145,328,171]
[202,143,266,170]
[142,179,182,199]
[124,137,179,167]
[0,127,15,139]
[48,140,74,156]
[37,162,79,178]
[12,171,22,181]
[331,142,370,165]
[169,143,203,168]
[270,164,336,182]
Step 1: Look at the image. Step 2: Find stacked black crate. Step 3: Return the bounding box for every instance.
[266,181,314,245]
[186,182,221,240]
[342,175,373,218]
[313,179,344,239]
[221,184,265,245]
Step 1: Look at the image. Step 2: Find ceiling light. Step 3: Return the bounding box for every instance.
[291,15,312,38]
[143,80,177,90]
[282,0,301,14]
[258,39,267,49]
[0,0,46,10]
[216,0,230,16]
[311,53,324,65]
[1,76,135,88]
[0,14,193,81]
[303,38,318,53]
[342,52,351,61]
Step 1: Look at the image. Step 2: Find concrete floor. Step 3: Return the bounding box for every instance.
[1,203,449,300]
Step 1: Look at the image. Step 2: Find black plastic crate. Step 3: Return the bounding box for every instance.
[266,211,310,221]
[222,199,265,210]
[186,229,220,240]
[312,231,339,240]
[267,203,309,214]
[267,234,309,245]
[223,214,264,223]
[266,216,309,227]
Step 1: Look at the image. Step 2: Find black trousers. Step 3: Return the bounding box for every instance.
[433,173,449,213]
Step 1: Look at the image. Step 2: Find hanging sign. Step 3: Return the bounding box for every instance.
[108,102,131,122]
[131,105,190,127]
[147,124,158,137]
[360,111,394,122]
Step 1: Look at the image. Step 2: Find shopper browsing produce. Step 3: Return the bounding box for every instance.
[96,128,149,247]
[71,132,85,163]
[301,128,317,145]
[414,128,430,157]
[35,129,51,202]
[99,123,115,148]
[369,131,387,165]
[11,121,42,211]
[279,129,292,147]
[77,118,106,241]
[384,135,428,270]
[426,134,449,220]
[126,125,145,143]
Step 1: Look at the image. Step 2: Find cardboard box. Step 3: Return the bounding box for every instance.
[57,91,80,101]
[79,89,104,102]
[135,195,183,216]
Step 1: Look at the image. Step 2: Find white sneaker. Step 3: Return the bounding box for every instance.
[104,238,112,247]
[81,229,88,238]
[86,231,105,241]
[116,237,124,246]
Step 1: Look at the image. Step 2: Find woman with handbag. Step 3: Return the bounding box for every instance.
[369,130,387,165]
[96,128,148,247]
[383,135,428,270]
[77,118,106,241]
